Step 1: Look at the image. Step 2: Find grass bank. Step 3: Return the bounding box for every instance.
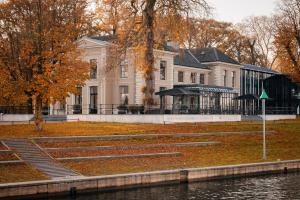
[0,117,299,183]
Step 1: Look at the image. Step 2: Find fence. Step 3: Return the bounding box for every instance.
[0,105,297,116]
[66,104,297,115]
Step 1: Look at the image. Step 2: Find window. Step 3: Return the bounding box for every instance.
[200,74,205,84]
[178,71,184,82]
[223,70,227,87]
[231,71,236,88]
[89,86,98,114]
[120,86,129,105]
[74,87,82,114]
[190,73,197,83]
[160,61,167,80]
[90,59,97,79]
[74,87,82,105]
[120,60,128,78]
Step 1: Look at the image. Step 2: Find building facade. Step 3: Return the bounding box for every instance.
[64,37,299,115]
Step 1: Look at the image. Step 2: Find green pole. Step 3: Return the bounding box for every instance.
[260,89,269,160]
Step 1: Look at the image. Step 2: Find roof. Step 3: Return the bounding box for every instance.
[233,94,259,100]
[156,84,238,96]
[174,49,208,69]
[180,84,239,94]
[190,48,240,65]
[155,88,198,96]
[242,64,280,74]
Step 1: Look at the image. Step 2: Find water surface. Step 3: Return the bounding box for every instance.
[48,172,300,200]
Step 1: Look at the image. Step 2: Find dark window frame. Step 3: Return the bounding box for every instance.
[160,61,167,80]
[178,71,184,82]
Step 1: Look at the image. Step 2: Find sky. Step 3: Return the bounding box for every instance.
[208,0,278,24]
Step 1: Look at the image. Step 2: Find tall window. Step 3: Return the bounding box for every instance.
[178,71,184,82]
[89,86,98,114]
[90,59,97,79]
[74,87,82,114]
[120,60,128,78]
[200,74,205,84]
[190,73,197,83]
[120,86,129,105]
[74,87,82,105]
[231,71,236,88]
[160,61,167,80]
[223,70,227,87]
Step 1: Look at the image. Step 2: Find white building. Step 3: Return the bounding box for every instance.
[65,36,242,115]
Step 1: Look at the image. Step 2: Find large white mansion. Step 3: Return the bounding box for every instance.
[63,36,298,115]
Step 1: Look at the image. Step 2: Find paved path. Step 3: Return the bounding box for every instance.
[3,139,80,179]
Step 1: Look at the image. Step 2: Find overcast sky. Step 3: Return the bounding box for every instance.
[208,0,278,23]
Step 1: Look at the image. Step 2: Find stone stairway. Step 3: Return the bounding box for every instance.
[3,139,80,179]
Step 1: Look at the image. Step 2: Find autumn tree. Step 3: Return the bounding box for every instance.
[274,0,300,82]
[0,0,93,130]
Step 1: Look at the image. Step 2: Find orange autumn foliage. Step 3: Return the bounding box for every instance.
[0,0,94,129]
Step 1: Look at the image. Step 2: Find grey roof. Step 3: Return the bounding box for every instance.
[190,48,240,65]
[174,49,208,69]
[155,88,198,96]
[185,85,238,93]
[242,64,280,74]
[233,94,259,100]
[156,84,239,96]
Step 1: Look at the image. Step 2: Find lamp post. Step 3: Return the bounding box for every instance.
[260,89,269,160]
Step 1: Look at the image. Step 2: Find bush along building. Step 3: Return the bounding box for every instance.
[63,37,299,115]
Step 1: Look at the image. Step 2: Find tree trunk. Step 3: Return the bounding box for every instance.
[34,95,43,131]
[142,0,156,111]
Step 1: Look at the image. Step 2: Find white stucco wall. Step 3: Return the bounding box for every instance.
[0,114,34,122]
[67,114,242,124]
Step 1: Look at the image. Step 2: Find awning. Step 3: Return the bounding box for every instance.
[155,88,198,96]
[156,85,239,97]
[233,94,259,100]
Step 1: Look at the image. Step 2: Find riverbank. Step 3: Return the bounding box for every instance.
[1,159,300,199]
[0,117,300,184]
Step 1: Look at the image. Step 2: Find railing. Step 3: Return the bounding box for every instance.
[66,104,242,115]
[0,105,297,115]
[0,106,33,114]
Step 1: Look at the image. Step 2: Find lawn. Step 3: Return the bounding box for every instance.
[0,120,281,139]
[0,164,47,183]
[0,117,299,183]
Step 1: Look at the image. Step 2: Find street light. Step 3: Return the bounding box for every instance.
[260,89,269,160]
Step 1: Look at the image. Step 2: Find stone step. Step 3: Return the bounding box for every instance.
[4,139,80,179]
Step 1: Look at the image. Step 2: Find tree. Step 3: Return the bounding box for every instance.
[0,0,92,130]
[274,0,300,82]
[139,0,210,107]
[240,16,277,68]
[185,18,232,49]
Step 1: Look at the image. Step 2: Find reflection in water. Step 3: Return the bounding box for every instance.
[48,173,300,200]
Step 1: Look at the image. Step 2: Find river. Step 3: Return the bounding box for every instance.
[47,172,300,200]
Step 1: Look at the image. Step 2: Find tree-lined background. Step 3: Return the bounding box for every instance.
[0,0,299,129]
